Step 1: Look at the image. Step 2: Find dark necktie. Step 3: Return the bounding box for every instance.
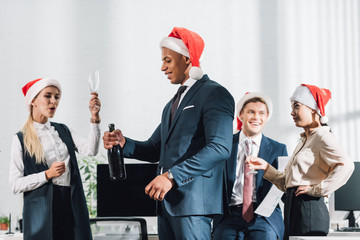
[170,85,187,124]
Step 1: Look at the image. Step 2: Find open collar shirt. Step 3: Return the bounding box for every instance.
[264,126,354,197]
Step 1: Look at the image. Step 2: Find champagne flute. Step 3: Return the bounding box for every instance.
[88,70,100,109]
[89,69,100,93]
[244,138,258,175]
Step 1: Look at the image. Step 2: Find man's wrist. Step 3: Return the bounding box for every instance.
[167,170,175,184]
[167,170,174,180]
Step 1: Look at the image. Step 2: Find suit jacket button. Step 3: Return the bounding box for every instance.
[164,144,169,150]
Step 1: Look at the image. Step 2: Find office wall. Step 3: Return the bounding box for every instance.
[0,0,359,227]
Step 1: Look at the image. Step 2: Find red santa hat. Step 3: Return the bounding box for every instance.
[290,84,331,124]
[159,27,204,80]
[235,92,273,131]
[22,78,62,111]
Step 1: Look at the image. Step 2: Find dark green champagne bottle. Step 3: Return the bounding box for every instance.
[107,123,126,180]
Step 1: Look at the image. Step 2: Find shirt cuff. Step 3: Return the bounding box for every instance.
[41,171,49,182]
[307,184,322,197]
[90,122,101,128]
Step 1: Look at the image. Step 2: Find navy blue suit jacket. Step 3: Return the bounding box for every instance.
[123,74,235,216]
[225,132,287,239]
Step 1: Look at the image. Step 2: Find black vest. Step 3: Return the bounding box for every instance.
[17,122,92,240]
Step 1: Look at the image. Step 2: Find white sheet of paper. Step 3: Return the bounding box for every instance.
[254,156,290,217]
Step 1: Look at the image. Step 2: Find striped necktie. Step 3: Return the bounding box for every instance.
[242,139,254,222]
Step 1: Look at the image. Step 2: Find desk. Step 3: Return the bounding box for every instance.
[0,231,22,240]
[0,231,158,240]
[290,232,360,240]
[290,238,359,240]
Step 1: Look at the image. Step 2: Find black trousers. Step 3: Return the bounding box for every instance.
[284,187,329,240]
[52,185,75,240]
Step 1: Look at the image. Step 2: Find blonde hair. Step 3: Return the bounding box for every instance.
[20,114,45,165]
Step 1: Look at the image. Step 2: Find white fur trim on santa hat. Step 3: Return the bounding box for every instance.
[189,67,203,80]
[160,37,190,58]
[320,116,329,124]
[25,78,61,112]
[290,85,321,116]
[236,92,273,121]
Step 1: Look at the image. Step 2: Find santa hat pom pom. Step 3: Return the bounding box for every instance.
[189,67,203,80]
[320,116,329,124]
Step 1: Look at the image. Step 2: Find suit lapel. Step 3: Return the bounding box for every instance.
[227,132,240,200]
[162,102,171,138]
[164,76,207,142]
[256,134,272,191]
[228,132,240,181]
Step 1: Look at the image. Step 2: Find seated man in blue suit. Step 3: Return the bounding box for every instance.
[103,27,234,240]
[213,92,287,240]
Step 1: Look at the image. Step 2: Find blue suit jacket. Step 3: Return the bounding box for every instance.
[225,132,287,239]
[123,74,234,216]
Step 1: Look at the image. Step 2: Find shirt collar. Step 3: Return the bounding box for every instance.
[300,126,330,139]
[33,120,51,130]
[239,130,262,147]
[252,133,262,147]
[239,131,247,143]
[182,77,197,88]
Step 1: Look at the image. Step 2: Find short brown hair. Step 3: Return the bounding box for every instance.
[241,97,269,113]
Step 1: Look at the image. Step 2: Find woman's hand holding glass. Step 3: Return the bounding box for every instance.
[89,92,101,116]
[243,139,258,174]
[89,70,100,110]
[246,156,269,172]
[88,70,101,122]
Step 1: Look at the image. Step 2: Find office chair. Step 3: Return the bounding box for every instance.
[90,217,148,240]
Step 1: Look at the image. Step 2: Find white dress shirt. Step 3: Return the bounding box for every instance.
[178,77,197,107]
[9,121,100,194]
[230,131,262,206]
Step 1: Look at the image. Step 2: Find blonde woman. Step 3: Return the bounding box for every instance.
[249,84,354,240]
[9,78,101,240]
